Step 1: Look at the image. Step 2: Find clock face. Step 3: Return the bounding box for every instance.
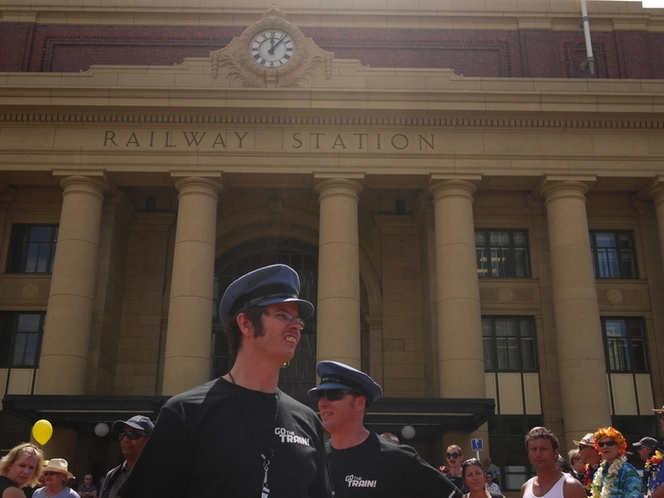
[249,29,295,68]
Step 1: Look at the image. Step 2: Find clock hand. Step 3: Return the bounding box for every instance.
[268,34,287,55]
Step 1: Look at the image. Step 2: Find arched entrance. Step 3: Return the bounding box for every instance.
[213,237,318,398]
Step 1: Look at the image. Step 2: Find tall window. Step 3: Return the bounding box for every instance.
[482,316,538,372]
[476,230,530,278]
[590,231,637,279]
[0,312,45,368]
[7,225,59,274]
[601,317,648,373]
[213,238,318,399]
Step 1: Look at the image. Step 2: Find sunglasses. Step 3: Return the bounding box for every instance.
[447,452,462,459]
[42,472,61,477]
[598,440,616,448]
[118,430,148,441]
[315,389,357,401]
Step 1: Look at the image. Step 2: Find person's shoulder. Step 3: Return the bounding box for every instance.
[563,473,588,498]
[164,378,220,407]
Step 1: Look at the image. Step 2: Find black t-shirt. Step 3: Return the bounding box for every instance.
[118,377,332,498]
[328,432,463,498]
[445,472,468,494]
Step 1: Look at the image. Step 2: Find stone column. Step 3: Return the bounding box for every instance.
[542,179,611,440]
[650,183,664,272]
[162,176,222,395]
[315,177,362,369]
[429,179,485,398]
[430,179,487,453]
[36,175,109,394]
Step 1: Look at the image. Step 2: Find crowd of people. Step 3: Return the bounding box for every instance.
[1,264,663,498]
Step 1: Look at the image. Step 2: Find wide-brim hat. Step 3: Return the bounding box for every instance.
[653,405,664,413]
[41,458,73,479]
[308,360,383,403]
[573,433,595,447]
[218,264,314,322]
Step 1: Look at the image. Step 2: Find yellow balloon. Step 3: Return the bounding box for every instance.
[32,419,53,445]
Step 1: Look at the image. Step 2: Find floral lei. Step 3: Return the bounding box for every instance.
[591,456,625,498]
[647,450,663,470]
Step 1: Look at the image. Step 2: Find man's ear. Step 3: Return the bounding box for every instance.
[236,313,254,337]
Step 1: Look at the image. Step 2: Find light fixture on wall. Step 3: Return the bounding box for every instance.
[401,424,416,440]
[94,422,109,437]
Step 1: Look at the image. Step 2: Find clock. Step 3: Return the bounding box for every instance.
[249,28,296,68]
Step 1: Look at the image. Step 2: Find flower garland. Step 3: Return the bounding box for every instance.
[646,450,663,470]
[591,455,625,498]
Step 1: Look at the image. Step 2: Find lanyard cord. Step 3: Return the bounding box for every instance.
[228,371,281,496]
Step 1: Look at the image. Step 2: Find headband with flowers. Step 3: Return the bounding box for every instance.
[593,427,627,455]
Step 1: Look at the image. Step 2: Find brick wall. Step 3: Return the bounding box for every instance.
[1,23,663,79]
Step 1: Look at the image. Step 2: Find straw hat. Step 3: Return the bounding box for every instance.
[41,458,74,479]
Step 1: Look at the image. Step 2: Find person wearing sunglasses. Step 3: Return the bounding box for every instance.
[572,432,602,496]
[99,415,154,498]
[521,426,586,498]
[32,459,78,498]
[590,427,642,498]
[119,264,332,498]
[445,445,467,493]
[308,360,463,498]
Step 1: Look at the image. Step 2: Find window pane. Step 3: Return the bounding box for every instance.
[603,318,648,373]
[483,337,494,370]
[475,230,530,278]
[515,249,529,278]
[495,318,517,337]
[490,231,510,246]
[477,248,488,277]
[521,338,537,371]
[7,225,58,274]
[484,316,538,372]
[0,312,44,368]
[591,231,637,279]
[17,313,41,332]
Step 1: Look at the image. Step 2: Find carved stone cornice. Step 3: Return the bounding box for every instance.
[0,112,662,130]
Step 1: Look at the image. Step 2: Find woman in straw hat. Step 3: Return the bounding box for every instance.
[32,459,78,498]
[0,443,44,498]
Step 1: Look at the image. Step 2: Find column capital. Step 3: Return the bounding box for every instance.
[314,177,363,197]
[539,179,593,204]
[537,175,595,202]
[58,174,110,200]
[173,176,223,200]
[641,175,664,205]
[429,178,479,201]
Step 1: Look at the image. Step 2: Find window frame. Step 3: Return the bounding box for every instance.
[600,316,649,374]
[482,315,538,373]
[6,224,59,275]
[589,230,638,279]
[475,229,531,278]
[0,311,45,369]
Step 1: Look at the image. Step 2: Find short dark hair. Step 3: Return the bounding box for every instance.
[525,426,560,451]
[223,305,266,356]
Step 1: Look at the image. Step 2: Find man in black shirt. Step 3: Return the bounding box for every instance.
[119,264,332,498]
[308,360,462,498]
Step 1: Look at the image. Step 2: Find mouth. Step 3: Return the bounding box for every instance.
[284,335,297,344]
